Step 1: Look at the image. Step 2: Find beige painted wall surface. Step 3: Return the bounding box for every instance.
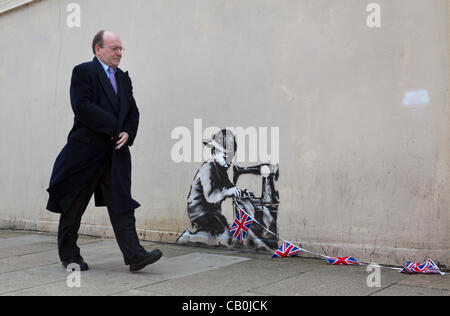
[0,0,448,267]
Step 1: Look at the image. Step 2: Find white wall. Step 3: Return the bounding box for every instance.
[0,0,448,267]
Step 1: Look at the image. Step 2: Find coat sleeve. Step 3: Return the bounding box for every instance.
[121,73,140,147]
[70,65,119,136]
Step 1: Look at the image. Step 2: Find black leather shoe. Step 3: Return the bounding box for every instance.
[129,249,162,272]
[62,257,89,271]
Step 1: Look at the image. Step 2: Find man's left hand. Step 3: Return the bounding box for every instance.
[116,132,129,150]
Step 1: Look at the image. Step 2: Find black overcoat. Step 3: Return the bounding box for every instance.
[46,57,140,215]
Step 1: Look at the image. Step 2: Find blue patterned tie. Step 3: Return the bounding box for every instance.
[108,67,117,95]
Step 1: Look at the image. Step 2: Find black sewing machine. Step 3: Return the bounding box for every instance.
[233,164,280,250]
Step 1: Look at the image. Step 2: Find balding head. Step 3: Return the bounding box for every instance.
[92,30,124,68]
[103,30,120,42]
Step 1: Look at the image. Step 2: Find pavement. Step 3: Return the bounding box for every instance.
[0,229,448,297]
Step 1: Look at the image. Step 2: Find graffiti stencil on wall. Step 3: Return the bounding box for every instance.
[177,129,280,251]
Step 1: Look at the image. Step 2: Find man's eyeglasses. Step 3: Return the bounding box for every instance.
[103,46,126,52]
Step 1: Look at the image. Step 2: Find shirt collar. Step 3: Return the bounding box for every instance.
[96,57,116,74]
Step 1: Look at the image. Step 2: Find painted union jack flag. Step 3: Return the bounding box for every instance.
[401,259,442,274]
[326,256,360,265]
[229,208,254,242]
[272,242,302,258]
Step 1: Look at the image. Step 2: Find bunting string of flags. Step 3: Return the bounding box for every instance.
[230,199,445,275]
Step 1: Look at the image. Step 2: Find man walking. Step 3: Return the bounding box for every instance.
[46,30,162,272]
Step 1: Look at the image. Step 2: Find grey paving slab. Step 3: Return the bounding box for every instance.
[5,256,173,296]
[5,252,250,296]
[0,230,103,245]
[0,231,102,260]
[0,250,59,273]
[372,284,450,296]
[250,265,408,296]
[0,235,55,249]
[4,267,163,296]
[145,252,251,279]
[139,242,214,259]
[0,266,67,295]
[0,231,39,239]
[0,242,56,259]
[237,291,271,296]
[112,289,162,296]
[135,256,318,296]
[397,274,450,291]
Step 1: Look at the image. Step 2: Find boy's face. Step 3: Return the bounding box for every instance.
[214,149,234,169]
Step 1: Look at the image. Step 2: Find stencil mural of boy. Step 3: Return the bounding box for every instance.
[177,129,280,251]
[177,129,241,246]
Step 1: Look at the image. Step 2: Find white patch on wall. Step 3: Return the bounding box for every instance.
[402,89,430,120]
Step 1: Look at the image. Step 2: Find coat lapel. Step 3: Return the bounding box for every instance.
[92,57,120,115]
[116,70,130,128]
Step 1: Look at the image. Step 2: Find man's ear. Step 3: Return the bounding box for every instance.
[94,44,101,56]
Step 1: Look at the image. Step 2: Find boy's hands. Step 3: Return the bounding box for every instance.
[227,187,242,198]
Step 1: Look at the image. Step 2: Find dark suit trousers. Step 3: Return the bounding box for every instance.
[57,159,145,265]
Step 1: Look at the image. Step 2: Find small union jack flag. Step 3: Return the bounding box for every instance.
[272,242,302,258]
[401,259,442,274]
[326,256,360,265]
[229,208,254,242]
